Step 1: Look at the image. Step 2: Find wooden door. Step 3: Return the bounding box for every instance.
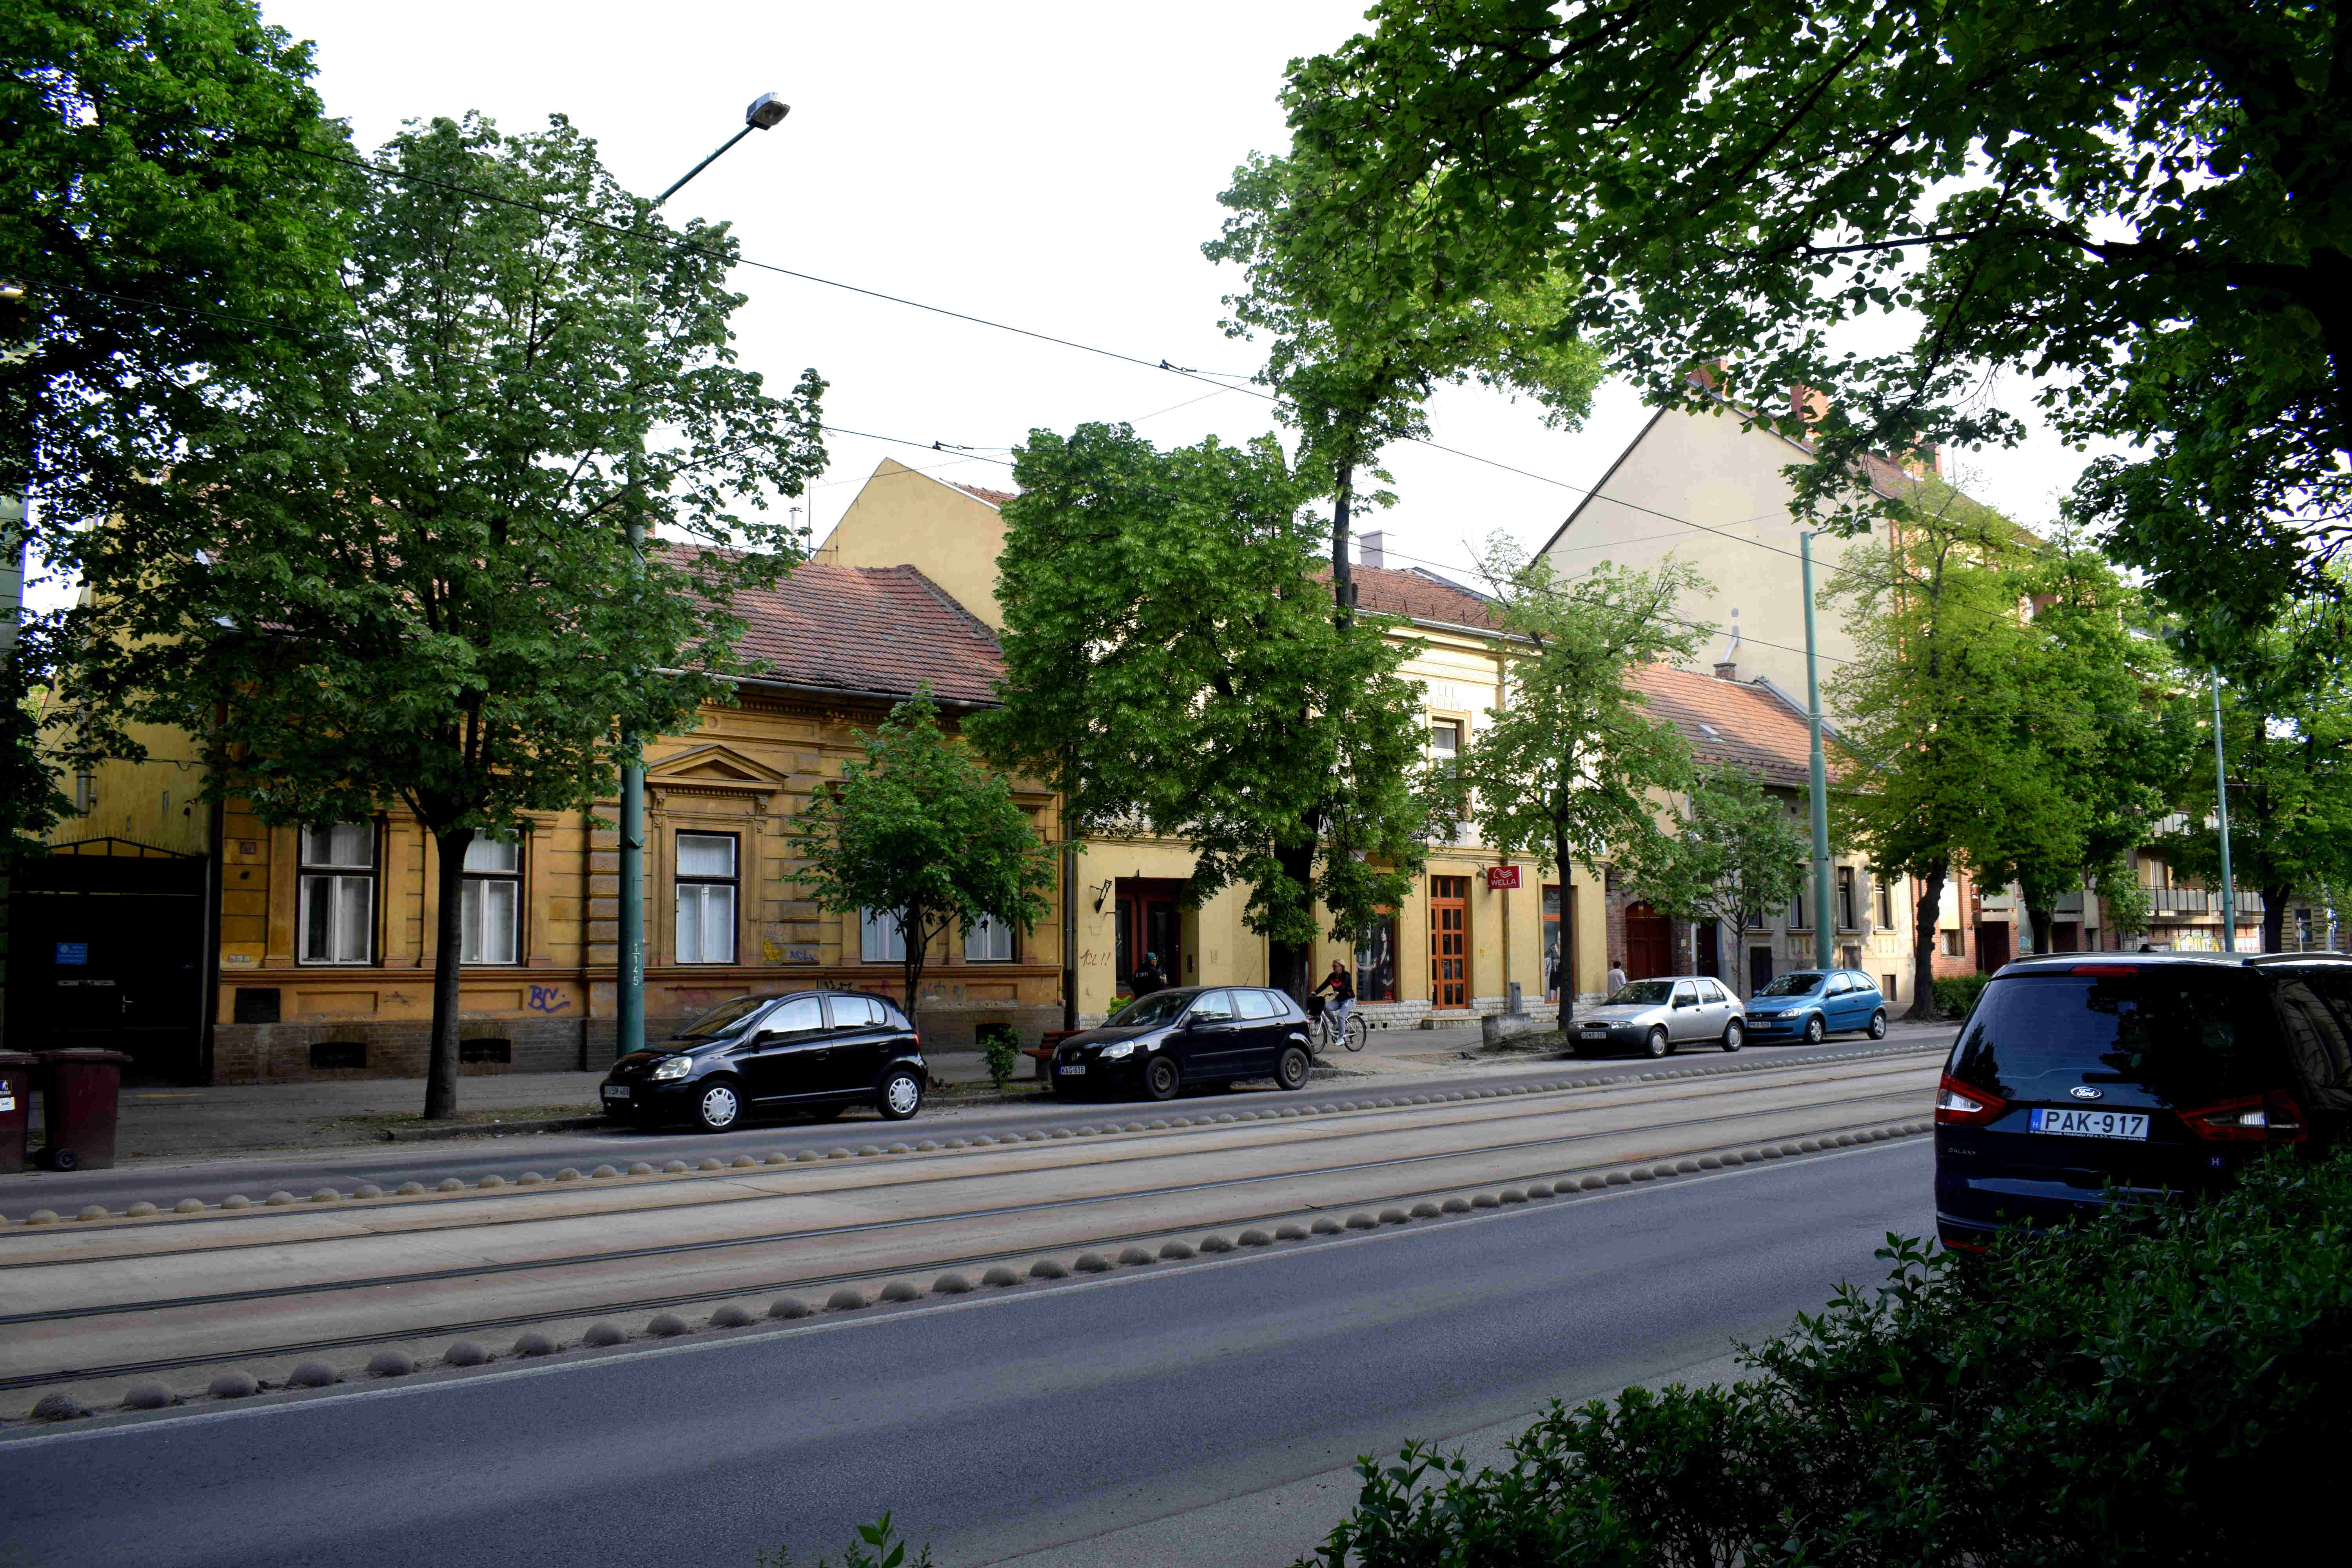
[1430,876,1469,1008]
[1624,902,1672,979]
[1696,920,1720,978]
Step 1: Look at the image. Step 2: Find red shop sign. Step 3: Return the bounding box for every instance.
[1484,865,1522,890]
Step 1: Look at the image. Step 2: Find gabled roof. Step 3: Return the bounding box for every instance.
[947,480,1018,508]
[1323,562,1510,633]
[727,561,1003,707]
[1629,664,1820,789]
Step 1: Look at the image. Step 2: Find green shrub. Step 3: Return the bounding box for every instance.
[755,1513,932,1568]
[1299,1150,2352,1567]
[1931,971,1993,1019]
[975,1022,1022,1090]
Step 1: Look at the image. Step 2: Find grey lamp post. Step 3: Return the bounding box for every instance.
[615,93,789,1063]
[1800,532,1834,970]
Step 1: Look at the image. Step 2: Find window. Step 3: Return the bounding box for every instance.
[1837,867,1858,931]
[828,995,884,1028]
[860,908,906,963]
[1671,981,1698,1007]
[964,913,1015,962]
[1789,884,1810,931]
[1541,887,1564,999]
[1428,719,1473,844]
[1358,909,1399,1002]
[1189,989,1234,1022]
[1941,927,1966,957]
[1883,972,1900,1001]
[762,995,826,1036]
[674,833,737,965]
[1701,979,1731,1003]
[1824,973,1852,995]
[1234,989,1281,1020]
[460,837,521,965]
[1875,876,1896,930]
[298,823,376,964]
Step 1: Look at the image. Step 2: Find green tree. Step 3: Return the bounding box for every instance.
[1448,547,1707,1004]
[53,113,827,1117]
[1618,762,1811,991]
[1254,0,2352,643]
[967,423,1431,999]
[3,0,350,861]
[793,693,1053,1038]
[1827,496,2060,1016]
[2157,587,2352,953]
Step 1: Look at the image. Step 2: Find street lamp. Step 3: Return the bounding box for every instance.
[615,93,789,1064]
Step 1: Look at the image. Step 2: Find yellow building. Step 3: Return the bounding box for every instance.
[817,459,1608,1031]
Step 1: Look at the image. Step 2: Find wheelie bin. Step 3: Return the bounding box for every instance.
[37,1048,132,1171]
[0,1051,36,1174]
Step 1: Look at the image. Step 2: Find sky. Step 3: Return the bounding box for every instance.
[29,0,2110,610]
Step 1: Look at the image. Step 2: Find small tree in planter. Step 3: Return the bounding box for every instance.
[974,1023,1022,1091]
[794,692,1054,1039]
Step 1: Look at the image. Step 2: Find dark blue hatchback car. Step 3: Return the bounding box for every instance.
[1934,952,2352,1249]
[1742,968,1888,1044]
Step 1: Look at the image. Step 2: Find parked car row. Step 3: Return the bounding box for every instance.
[1569,969,1888,1059]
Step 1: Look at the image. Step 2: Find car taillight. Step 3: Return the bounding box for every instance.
[1934,1074,2007,1127]
[2180,1092,2308,1144]
[2070,964,2138,976]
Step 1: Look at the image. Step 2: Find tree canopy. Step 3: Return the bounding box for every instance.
[1259,0,2351,644]
[1617,761,1811,984]
[793,693,1054,1034]
[967,423,1432,996]
[51,113,827,1114]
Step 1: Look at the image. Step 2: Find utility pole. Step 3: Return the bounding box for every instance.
[2212,669,2235,953]
[1800,533,1834,969]
[615,93,789,1062]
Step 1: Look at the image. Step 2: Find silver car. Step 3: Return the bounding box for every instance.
[1570,975,1745,1059]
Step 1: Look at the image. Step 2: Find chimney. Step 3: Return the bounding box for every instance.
[1357,531,1386,570]
[1713,659,1740,682]
[1790,384,1828,424]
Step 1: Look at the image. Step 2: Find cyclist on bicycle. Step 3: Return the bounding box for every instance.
[1310,959,1354,1045]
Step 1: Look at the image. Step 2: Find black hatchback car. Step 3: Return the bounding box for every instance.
[1051,985,1317,1100]
[1934,952,2352,1248]
[601,990,926,1132]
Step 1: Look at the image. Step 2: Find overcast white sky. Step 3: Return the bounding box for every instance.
[29,0,2107,610]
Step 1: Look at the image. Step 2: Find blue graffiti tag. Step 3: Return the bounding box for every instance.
[527,985,571,1014]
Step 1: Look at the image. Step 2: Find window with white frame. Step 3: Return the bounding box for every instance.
[298,823,376,964]
[460,836,521,965]
[674,833,737,965]
[860,908,906,963]
[964,913,1015,962]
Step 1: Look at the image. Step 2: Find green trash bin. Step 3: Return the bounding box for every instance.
[37,1048,133,1171]
[0,1051,36,1174]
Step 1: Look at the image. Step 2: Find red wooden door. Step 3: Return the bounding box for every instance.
[1624,902,1672,979]
[1430,877,1469,1008]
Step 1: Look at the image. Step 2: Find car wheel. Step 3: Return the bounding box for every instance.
[1720,1019,1744,1053]
[1803,1012,1826,1045]
[690,1076,744,1134]
[1644,1026,1670,1059]
[804,1102,848,1123]
[1143,1054,1181,1102]
[1868,1009,1887,1040]
[1276,1045,1312,1091]
[876,1067,924,1121]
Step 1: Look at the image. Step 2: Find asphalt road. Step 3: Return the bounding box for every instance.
[0,1137,1938,1568]
[2,1032,1951,1217]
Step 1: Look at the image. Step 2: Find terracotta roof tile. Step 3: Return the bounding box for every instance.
[1628,664,1817,788]
[1319,562,1509,631]
[948,480,1018,508]
[723,560,1003,706]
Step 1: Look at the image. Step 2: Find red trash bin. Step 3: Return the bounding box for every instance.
[38,1048,133,1171]
[0,1051,36,1175]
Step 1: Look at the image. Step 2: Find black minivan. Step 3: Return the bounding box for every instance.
[1051,985,1317,1100]
[601,990,926,1132]
[1935,952,2352,1247]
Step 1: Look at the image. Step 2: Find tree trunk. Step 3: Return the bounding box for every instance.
[1907,857,1947,1023]
[2025,900,2053,955]
[1553,821,1576,1021]
[899,909,930,1042]
[1331,450,1357,630]
[1269,840,1320,1003]
[2261,886,2289,954]
[423,824,476,1120]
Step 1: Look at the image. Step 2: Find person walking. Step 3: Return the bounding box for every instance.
[1606,956,1628,997]
[1131,951,1168,997]
[1310,958,1354,1047]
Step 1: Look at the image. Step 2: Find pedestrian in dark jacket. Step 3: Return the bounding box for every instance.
[1132,952,1167,996]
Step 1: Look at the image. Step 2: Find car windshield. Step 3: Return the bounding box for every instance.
[1609,980,1675,1005]
[1109,990,1194,1028]
[1758,972,1826,997]
[1947,967,2284,1107]
[675,995,771,1038]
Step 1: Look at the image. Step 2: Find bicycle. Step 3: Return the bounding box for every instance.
[1305,994,1368,1054]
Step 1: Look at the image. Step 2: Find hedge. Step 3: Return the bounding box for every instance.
[1298,1150,2352,1567]
[1931,971,1993,1019]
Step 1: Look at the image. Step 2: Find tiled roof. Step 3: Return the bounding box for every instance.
[1322,562,1509,632]
[948,481,1018,508]
[1628,664,1818,788]
[726,560,1003,706]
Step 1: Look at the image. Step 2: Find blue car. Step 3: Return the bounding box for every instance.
[1742,969,1888,1044]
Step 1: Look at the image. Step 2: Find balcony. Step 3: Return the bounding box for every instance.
[2140,886,2265,916]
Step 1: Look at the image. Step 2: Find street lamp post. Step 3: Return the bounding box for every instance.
[1800,532,1834,971]
[615,93,789,1063]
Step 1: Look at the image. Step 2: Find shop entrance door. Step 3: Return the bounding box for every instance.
[1430,877,1469,1008]
[1112,879,1185,994]
[1624,902,1672,979]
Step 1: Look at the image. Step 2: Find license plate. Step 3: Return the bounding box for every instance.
[2029,1107,2147,1140]
[602,1085,630,1100]
[1581,1027,1608,1038]
[1058,1065,1085,1076]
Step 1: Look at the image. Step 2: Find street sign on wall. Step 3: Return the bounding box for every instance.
[1484,866,1521,890]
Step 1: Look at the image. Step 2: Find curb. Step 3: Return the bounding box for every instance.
[379,1116,611,1143]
